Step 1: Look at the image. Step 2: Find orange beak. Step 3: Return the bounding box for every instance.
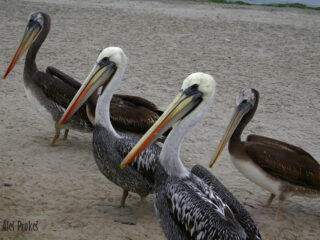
[209,104,249,168]
[120,90,202,169]
[2,22,41,79]
[56,60,116,128]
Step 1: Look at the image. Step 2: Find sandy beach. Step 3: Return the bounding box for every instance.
[0,0,319,239]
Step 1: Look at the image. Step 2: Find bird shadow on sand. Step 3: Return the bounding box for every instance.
[30,132,91,149]
[97,195,155,226]
[244,196,320,223]
[101,204,137,225]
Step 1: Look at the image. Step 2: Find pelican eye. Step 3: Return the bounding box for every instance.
[98,57,111,66]
[27,19,36,28]
[30,13,39,20]
[183,84,200,97]
[191,84,199,90]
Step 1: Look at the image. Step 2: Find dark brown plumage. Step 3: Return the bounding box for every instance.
[110,94,163,133]
[87,93,163,135]
[246,134,320,190]
[210,88,320,219]
[3,12,165,145]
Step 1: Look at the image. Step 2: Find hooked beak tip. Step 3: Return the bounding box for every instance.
[2,70,10,79]
[55,122,62,129]
[119,162,126,169]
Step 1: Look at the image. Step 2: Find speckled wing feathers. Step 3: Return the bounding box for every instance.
[191,165,262,240]
[160,176,247,240]
[93,127,158,196]
[155,192,188,240]
[118,135,161,183]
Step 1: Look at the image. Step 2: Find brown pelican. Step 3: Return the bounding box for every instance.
[2,12,163,145]
[57,47,161,207]
[121,74,261,240]
[209,88,320,219]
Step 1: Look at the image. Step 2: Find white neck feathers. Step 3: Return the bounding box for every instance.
[160,87,215,178]
[95,55,128,138]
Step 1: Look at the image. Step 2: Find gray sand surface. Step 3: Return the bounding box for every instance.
[0,0,319,239]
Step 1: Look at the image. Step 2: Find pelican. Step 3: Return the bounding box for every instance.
[121,74,261,240]
[2,12,164,145]
[57,47,161,207]
[209,88,320,219]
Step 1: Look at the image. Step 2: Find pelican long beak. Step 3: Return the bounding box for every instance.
[120,87,203,169]
[2,21,42,79]
[56,59,116,127]
[209,103,250,168]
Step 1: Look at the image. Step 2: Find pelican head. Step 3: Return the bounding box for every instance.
[56,47,126,127]
[209,88,259,167]
[235,88,257,112]
[96,47,127,67]
[120,72,216,168]
[2,12,45,79]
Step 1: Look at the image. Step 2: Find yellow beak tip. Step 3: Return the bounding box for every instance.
[119,162,126,169]
[55,122,62,129]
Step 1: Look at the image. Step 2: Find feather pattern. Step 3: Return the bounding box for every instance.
[247,134,316,160]
[86,93,163,133]
[93,125,160,196]
[118,133,160,182]
[155,164,249,240]
[110,94,162,133]
[150,78,261,240]
[45,67,163,133]
[18,12,163,136]
[245,139,320,190]
[45,67,164,133]
[19,12,93,132]
[225,88,320,218]
[191,165,262,240]
[25,69,93,131]
[46,66,82,89]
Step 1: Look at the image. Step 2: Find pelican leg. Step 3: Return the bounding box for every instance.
[274,195,285,220]
[264,193,275,207]
[63,129,69,140]
[119,190,128,208]
[244,198,264,208]
[139,196,147,207]
[134,195,148,218]
[50,127,61,146]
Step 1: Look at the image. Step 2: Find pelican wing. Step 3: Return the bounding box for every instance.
[114,94,160,112]
[154,192,188,240]
[158,176,246,240]
[118,135,161,183]
[46,66,82,89]
[247,134,315,159]
[86,93,163,134]
[191,165,261,240]
[246,141,320,190]
[110,94,162,133]
[35,71,90,123]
